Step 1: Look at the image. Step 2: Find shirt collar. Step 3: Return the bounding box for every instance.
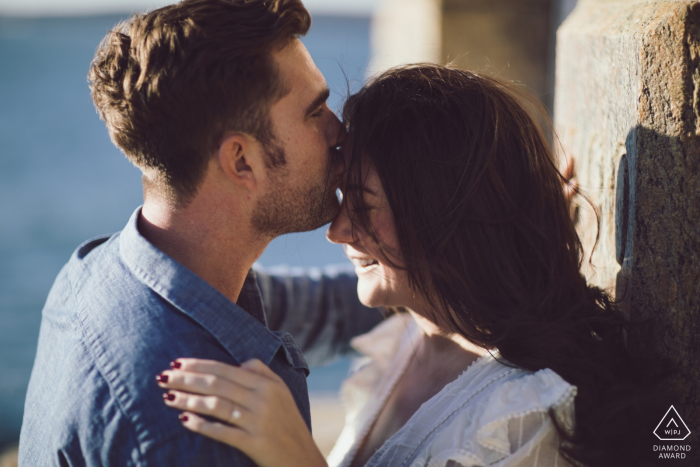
[118,206,282,366]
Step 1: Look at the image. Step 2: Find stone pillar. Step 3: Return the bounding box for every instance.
[367,0,442,76]
[441,0,555,109]
[555,0,700,435]
[368,0,560,110]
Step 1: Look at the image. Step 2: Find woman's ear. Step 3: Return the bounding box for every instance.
[218,134,263,192]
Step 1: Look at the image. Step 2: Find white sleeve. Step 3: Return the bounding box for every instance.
[487,411,570,467]
[413,369,577,467]
[441,412,571,467]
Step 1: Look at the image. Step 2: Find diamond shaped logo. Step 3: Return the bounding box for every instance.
[654,406,691,441]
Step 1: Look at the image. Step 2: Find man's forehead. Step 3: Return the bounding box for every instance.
[272,39,327,102]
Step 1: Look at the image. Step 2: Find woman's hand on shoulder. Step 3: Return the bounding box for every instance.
[560,154,579,223]
[157,358,327,467]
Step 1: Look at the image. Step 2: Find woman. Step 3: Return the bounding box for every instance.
[157,65,666,467]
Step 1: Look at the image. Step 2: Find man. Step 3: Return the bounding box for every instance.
[19,1,381,465]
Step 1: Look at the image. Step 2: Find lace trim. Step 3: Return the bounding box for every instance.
[458,349,499,379]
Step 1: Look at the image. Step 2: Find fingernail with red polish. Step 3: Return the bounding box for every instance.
[170,361,182,369]
[156,374,168,383]
[179,413,188,422]
[163,392,176,401]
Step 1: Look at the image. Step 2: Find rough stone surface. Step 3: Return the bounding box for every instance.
[555,0,700,436]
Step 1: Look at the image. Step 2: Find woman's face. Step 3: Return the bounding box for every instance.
[326,161,415,309]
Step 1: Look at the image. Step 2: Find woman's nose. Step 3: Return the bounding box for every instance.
[326,202,354,244]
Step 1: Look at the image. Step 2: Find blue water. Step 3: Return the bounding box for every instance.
[0,13,369,446]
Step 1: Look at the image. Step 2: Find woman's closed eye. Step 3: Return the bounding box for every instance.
[340,196,376,215]
[350,205,375,214]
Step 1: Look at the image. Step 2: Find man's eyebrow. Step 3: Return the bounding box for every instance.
[304,88,331,117]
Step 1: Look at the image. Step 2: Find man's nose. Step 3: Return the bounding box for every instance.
[328,109,343,133]
[326,201,354,244]
[327,113,346,144]
[328,117,347,174]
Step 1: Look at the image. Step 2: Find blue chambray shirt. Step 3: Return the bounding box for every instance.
[19,207,382,466]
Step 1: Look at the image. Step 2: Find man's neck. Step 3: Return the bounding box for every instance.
[139,195,268,304]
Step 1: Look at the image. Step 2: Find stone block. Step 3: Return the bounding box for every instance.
[554,0,700,434]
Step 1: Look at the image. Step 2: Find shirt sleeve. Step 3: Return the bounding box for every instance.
[47,380,258,467]
[139,432,258,467]
[254,264,384,366]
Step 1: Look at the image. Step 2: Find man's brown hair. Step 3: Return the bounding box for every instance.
[89,0,311,204]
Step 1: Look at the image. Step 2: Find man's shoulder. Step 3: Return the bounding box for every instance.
[62,232,132,294]
[73,290,246,463]
[30,231,249,462]
[70,232,119,269]
[47,231,170,332]
[62,247,237,443]
[45,233,126,305]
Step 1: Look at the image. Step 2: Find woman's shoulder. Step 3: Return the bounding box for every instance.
[408,364,577,467]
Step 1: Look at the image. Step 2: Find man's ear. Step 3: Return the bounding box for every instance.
[218,134,263,192]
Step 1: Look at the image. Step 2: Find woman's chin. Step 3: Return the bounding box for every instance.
[357,283,386,309]
[356,273,413,309]
[358,294,382,309]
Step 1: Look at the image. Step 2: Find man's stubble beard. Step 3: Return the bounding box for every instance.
[252,144,340,239]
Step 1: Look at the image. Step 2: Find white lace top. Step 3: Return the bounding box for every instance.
[327,314,577,467]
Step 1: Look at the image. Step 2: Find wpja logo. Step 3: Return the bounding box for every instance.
[653,405,691,460]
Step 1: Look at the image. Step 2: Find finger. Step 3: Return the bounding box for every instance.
[564,176,578,192]
[170,359,269,390]
[163,390,248,425]
[564,177,579,205]
[179,412,251,446]
[560,153,575,179]
[157,370,255,406]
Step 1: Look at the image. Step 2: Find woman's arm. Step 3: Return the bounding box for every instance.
[157,358,328,467]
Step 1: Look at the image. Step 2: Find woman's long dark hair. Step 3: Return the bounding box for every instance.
[342,64,669,467]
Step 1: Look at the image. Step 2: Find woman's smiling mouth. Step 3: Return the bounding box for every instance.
[349,256,380,272]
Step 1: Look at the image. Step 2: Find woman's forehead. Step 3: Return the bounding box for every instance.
[346,156,383,195]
